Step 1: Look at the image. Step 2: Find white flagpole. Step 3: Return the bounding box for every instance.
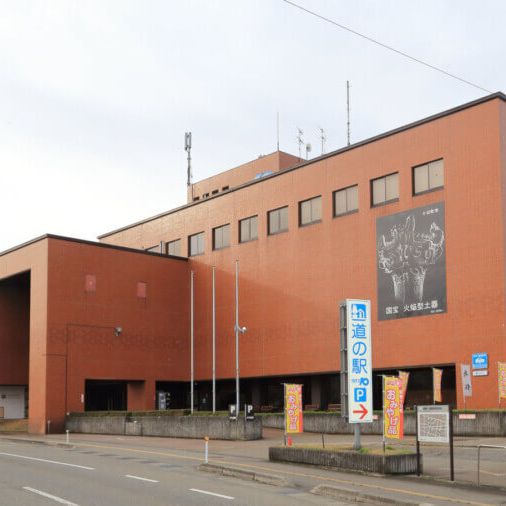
[212,266,216,413]
[235,259,240,416]
[190,270,194,414]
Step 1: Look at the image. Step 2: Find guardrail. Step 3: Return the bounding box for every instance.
[477,444,506,486]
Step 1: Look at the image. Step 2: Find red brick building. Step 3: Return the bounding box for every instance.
[1,93,506,433]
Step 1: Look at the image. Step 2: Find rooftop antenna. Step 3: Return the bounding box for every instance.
[185,132,192,198]
[305,142,312,160]
[296,127,304,160]
[346,81,351,146]
[319,127,326,155]
[276,112,280,151]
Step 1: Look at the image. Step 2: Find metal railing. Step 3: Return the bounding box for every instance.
[477,444,506,486]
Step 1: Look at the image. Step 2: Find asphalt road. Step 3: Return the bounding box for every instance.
[1,430,505,506]
[0,439,340,506]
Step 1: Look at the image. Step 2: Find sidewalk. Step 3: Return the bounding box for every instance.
[1,428,505,505]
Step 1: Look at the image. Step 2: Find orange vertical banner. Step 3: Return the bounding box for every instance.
[384,376,404,439]
[284,384,303,434]
[398,371,410,407]
[498,362,506,400]
[433,368,443,403]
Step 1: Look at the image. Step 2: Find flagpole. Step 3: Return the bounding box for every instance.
[212,266,216,413]
[190,270,194,414]
[235,259,240,416]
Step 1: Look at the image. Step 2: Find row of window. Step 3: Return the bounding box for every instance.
[154,159,444,257]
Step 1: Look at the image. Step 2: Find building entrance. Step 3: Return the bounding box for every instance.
[85,380,127,411]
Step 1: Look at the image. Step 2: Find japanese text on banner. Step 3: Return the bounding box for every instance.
[384,376,404,439]
[284,384,303,434]
[398,371,410,407]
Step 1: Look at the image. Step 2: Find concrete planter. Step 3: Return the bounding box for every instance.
[66,414,262,440]
[261,411,506,436]
[269,446,420,474]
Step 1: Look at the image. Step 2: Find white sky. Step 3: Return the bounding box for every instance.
[1,0,504,251]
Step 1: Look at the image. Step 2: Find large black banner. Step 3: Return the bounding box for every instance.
[376,202,446,320]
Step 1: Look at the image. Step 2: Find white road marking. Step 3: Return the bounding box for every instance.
[23,487,80,505]
[190,488,234,500]
[125,474,159,483]
[0,452,94,470]
[481,470,506,476]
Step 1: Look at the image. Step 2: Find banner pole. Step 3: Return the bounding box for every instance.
[432,368,435,405]
[415,405,421,476]
[283,383,287,446]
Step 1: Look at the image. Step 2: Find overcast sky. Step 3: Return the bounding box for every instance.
[1,1,504,251]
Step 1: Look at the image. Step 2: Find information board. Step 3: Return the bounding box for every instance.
[417,405,450,443]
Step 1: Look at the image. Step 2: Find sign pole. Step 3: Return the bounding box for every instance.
[449,406,455,481]
[353,424,361,451]
[415,405,421,476]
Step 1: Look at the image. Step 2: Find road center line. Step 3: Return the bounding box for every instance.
[23,486,80,506]
[190,488,234,500]
[125,474,159,483]
[0,452,94,470]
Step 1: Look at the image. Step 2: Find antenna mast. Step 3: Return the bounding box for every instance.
[185,131,192,189]
[276,112,280,151]
[346,81,351,146]
[319,127,326,155]
[296,127,304,160]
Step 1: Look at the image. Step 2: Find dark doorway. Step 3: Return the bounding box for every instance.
[85,380,127,411]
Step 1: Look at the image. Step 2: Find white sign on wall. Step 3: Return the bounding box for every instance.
[346,299,373,423]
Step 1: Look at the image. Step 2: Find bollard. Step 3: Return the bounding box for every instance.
[46,420,51,434]
[204,436,209,464]
[66,430,70,444]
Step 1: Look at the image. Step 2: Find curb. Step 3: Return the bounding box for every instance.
[311,484,421,505]
[0,436,74,449]
[199,463,287,487]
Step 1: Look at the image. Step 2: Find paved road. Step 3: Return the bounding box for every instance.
[1,430,505,505]
[0,439,339,506]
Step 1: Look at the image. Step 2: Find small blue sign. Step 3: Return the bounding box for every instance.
[354,388,367,402]
[472,353,488,370]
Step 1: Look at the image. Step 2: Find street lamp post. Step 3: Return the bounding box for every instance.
[234,260,247,416]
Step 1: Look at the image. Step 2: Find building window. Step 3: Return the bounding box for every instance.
[188,232,205,256]
[239,215,258,243]
[333,185,358,217]
[268,206,288,235]
[413,159,444,194]
[167,239,181,256]
[299,196,322,226]
[213,224,230,250]
[371,172,399,206]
